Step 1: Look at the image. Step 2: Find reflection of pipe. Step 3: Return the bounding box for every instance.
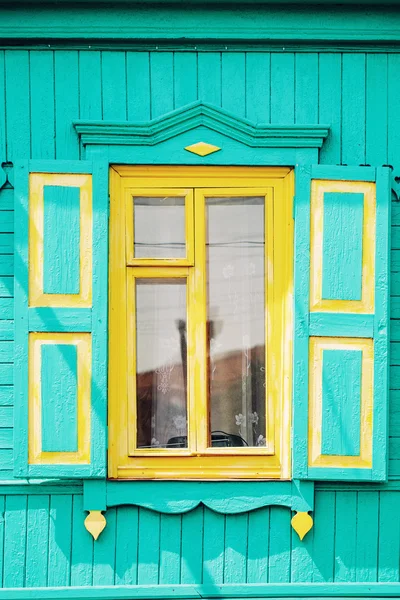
[177,319,187,398]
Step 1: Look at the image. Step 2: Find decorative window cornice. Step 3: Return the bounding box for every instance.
[73,101,329,150]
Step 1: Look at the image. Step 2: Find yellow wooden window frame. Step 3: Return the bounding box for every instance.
[108,166,294,480]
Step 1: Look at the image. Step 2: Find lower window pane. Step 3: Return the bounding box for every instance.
[206,197,266,448]
[135,279,188,449]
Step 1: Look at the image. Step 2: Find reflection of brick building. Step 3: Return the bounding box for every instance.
[137,344,266,448]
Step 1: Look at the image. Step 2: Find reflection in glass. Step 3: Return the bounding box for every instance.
[133,196,186,259]
[206,197,266,448]
[135,279,188,449]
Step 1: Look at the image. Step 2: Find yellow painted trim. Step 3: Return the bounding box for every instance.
[308,336,373,469]
[108,166,293,479]
[112,165,291,187]
[125,188,194,266]
[29,173,92,308]
[310,179,376,313]
[28,332,91,465]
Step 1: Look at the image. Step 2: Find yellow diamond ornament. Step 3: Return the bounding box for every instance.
[185,142,221,156]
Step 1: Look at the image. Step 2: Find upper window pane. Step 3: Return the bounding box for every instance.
[133,196,186,259]
[206,196,266,448]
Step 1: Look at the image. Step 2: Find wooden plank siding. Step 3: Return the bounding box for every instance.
[0,48,399,479]
[0,492,395,586]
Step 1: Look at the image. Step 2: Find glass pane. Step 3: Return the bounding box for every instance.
[206,197,266,448]
[135,279,188,449]
[133,196,186,259]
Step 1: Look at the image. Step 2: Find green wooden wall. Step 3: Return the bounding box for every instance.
[1,49,400,480]
[0,46,400,590]
[0,487,398,587]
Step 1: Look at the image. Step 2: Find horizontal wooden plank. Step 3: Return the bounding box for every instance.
[390,366,400,388]
[389,437,400,459]
[0,211,13,234]
[0,428,12,449]
[312,164,375,181]
[28,308,92,332]
[0,342,13,363]
[0,298,13,321]
[392,249,400,272]
[0,364,13,385]
[0,276,13,298]
[0,449,12,470]
[0,386,13,406]
[0,234,14,254]
[391,298,400,319]
[0,254,14,276]
[0,406,13,428]
[389,459,400,477]
[392,226,400,250]
[309,313,373,337]
[0,187,14,211]
[0,321,14,341]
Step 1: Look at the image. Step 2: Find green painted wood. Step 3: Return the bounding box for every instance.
[0,387,13,406]
[54,52,79,159]
[246,508,269,583]
[378,491,400,581]
[270,54,294,124]
[43,185,80,295]
[137,509,160,585]
[0,234,14,255]
[222,53,246,117]
[319,53,341,164]
[5,51,30,162]
[25,495,49,587]
[203,509,225,585]
[356,492,378,582]
[93,507,116,586]
[102,52,127,120]
[224,513,248,583]
[295,53,318,125]
[150,53,174,119]
[309,313,373,338]
[48,494,73,587]
[180,506,203,584]
[322,192,364,301]
[3,495,27,587]
[127,53,151,121]
[41,344,78,453]
[115,506,138,586]
[268,507,291,583]
[312,491,335,582]
[321,349,362,456]
[0,52,6,189]
[245,53,270,123]
[366,54,388,166]
[28,308,92,333]
[0,429,11,448]
[79,51,102,124]
[30,51,55,160]
[334,492,357,582]
[159,514,182,584]
[3,5,400,42]
[70,494,94,586]
[174,53,197,109]
[198,53,221,107]
[342,54,366,165]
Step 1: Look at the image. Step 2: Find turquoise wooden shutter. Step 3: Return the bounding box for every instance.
[14,160,108,478]
[293,165,390,482]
